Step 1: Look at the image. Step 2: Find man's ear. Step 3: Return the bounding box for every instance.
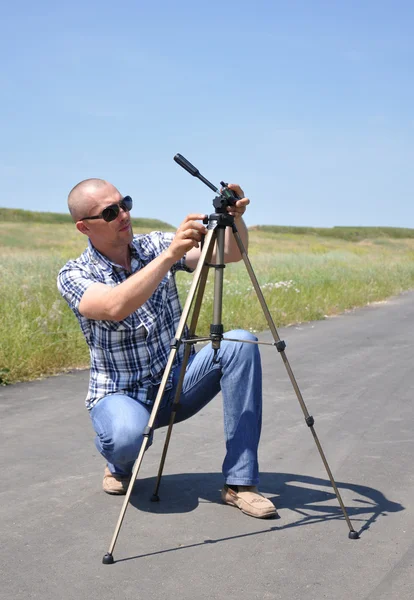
[76,221,90,236]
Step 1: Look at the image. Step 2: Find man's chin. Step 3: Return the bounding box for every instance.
[115,231,133,248]
[121,225,133,240]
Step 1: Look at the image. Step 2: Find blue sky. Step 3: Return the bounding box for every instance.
[1,1,413,228]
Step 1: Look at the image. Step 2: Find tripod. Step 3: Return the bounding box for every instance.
[102,157,359,564]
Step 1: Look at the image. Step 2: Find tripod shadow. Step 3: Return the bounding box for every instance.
[129,471,403,537]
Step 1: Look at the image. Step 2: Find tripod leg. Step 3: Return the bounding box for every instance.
[230,225,359,540]
[151,239,215,500]
[150,343,193,502]
[102,346,183,563]
[102,228,218,564]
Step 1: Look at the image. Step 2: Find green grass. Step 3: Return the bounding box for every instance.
[0,253,89,384]
[2,220,414,384]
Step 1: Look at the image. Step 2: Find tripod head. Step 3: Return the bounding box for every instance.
[173,153,241,215]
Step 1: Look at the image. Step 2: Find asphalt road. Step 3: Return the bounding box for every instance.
[1,291,414,600]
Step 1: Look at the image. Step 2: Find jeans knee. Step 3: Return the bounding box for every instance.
[226,329,258,343]
[222,329,260,365]
[101,422,143,466]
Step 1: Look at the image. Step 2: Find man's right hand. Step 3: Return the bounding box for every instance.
[167,214,207,262]
[79,216,208,321]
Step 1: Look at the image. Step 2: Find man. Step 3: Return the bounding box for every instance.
[57,177,276,519]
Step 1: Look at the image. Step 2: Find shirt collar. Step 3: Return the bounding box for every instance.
[87,238,142,272]
[87,239,119,273]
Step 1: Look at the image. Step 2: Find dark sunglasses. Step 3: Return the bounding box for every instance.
[80,196,133,222]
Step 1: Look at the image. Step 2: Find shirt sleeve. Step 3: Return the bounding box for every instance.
[148,231,194,274]
[57,262,98,314]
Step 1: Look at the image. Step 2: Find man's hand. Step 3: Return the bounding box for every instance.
[183,184,250,269]
[167,213,208,262]
[225,183,250,220]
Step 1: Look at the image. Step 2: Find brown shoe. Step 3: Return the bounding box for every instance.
[102,466,131,495]
[221,484,278,519]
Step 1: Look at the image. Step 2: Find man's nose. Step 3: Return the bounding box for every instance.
[119,205,129,218]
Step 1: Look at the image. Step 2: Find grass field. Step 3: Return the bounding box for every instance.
[2,211,414,385]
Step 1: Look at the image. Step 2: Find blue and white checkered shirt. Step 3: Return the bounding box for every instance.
[57,232,194,410]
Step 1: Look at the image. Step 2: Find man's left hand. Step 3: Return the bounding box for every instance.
[225,183,250,220]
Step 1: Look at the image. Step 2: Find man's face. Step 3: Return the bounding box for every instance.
[76,183,134,248]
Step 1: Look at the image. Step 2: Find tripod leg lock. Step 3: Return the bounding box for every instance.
[275,340,286,352]
[170,337,181,349]
[210,323,224,337]
[143,425,153,437]
[305,416,315,427]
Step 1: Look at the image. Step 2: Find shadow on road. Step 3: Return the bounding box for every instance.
[127,470,403,539]
[111,471,403,563]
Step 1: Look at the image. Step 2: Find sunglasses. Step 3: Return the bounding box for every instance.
[80,196,133,222]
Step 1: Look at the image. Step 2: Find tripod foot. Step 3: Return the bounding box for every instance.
[348,530,359,540]
[102,552,114,564]
[151,493,160,502]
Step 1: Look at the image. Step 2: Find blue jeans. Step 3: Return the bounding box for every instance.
[90,330,262,486]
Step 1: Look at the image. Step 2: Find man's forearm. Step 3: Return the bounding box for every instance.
[79,250,177,321]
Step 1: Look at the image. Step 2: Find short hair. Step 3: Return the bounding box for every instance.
[67,178,108,222]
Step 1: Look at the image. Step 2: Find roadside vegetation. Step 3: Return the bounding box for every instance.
[1,208,414,384]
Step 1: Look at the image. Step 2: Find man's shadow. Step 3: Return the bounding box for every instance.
[129,471,403,537]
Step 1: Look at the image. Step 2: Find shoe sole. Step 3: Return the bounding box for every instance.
[103,488,127,495]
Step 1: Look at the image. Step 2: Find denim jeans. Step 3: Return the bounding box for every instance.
[90,329,262,486]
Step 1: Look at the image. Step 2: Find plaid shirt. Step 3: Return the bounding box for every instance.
[57,232,194,410]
